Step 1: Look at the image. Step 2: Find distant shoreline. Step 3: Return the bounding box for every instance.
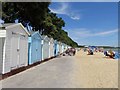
[78,45,120,49]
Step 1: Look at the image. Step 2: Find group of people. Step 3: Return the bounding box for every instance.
[62,47,119,59]
[86,47,119,59]
[83,47,103,55]
[63,48,76,56]
[83,48,94,55]
[83,47,105,55]
[86,48,93,55]
[104,50,117,59]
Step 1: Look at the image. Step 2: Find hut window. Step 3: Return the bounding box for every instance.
[21,35,25,37]
[12,32,16,35]
[12,32,25,37]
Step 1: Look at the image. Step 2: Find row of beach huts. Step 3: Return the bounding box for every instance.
[0,23,70,75]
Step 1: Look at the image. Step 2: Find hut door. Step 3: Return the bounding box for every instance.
[0,38,5,74]
[36,39,41,61]
[44,41,48,59]
[11,35,19,69]
[19,35,26,67]
[32,37,39,63]
[54,43,57,56]
[36,39,40,61]
[35,39,38,61]
[43,41,46,59]
[0,38,3,74]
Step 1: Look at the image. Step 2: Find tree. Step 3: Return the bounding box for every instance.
[2,2,50,31]
[42,13,65,37]
[41,12,78,47]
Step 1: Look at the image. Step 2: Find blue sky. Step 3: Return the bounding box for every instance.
[49,2,118,47]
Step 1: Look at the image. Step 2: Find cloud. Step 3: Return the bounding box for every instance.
[67,28,118,46]
[50,3,68,14]
[49,3,80,20]
[67,28,118,38]
[94,29,118,36]
[63,28,118,46]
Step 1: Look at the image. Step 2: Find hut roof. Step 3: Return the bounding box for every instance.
[0,23,30,35]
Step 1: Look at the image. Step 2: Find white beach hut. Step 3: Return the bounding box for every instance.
[49,38,54,58]
[0,23,30,74]
[59,42,63,54]
[42,35,50,60]
[64,44,68,51]
[61,43,65,53]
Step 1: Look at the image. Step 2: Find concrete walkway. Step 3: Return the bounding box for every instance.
[1,56,82,88]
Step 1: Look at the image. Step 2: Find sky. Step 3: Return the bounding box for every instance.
[49,2,118,47]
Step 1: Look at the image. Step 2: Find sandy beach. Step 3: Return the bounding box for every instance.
[72,50,118,88]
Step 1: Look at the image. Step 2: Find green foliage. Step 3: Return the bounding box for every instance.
[2,2,78,47]
[42,12,78,47]
[2,2,50,31]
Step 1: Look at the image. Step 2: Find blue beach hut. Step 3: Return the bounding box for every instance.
[54,40,60,56]
[28,31,42,65]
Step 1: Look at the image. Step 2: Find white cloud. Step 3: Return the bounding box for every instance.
[49,3,80,20]
[94,29,118,36]
[50,3,68,14]
[70,15,80,20]
[67,28,118,38]
[65,28,118,46]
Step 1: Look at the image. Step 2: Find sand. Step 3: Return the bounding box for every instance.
[72,50,118,88]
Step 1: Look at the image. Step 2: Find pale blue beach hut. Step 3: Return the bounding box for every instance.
[28,31,42,65]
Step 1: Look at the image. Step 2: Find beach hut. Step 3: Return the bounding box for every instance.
[28,31,42,65]
[59,42,63,54]
[49,38,54,58]
[54,40,60,56]
[0,23,30,74]
[62,43,66,53]
[54,40,57,56]
[64,44,68,51]
[58,42,61,54]
[42,35,50,60]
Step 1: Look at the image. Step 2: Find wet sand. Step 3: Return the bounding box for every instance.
[73,50,118,88]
